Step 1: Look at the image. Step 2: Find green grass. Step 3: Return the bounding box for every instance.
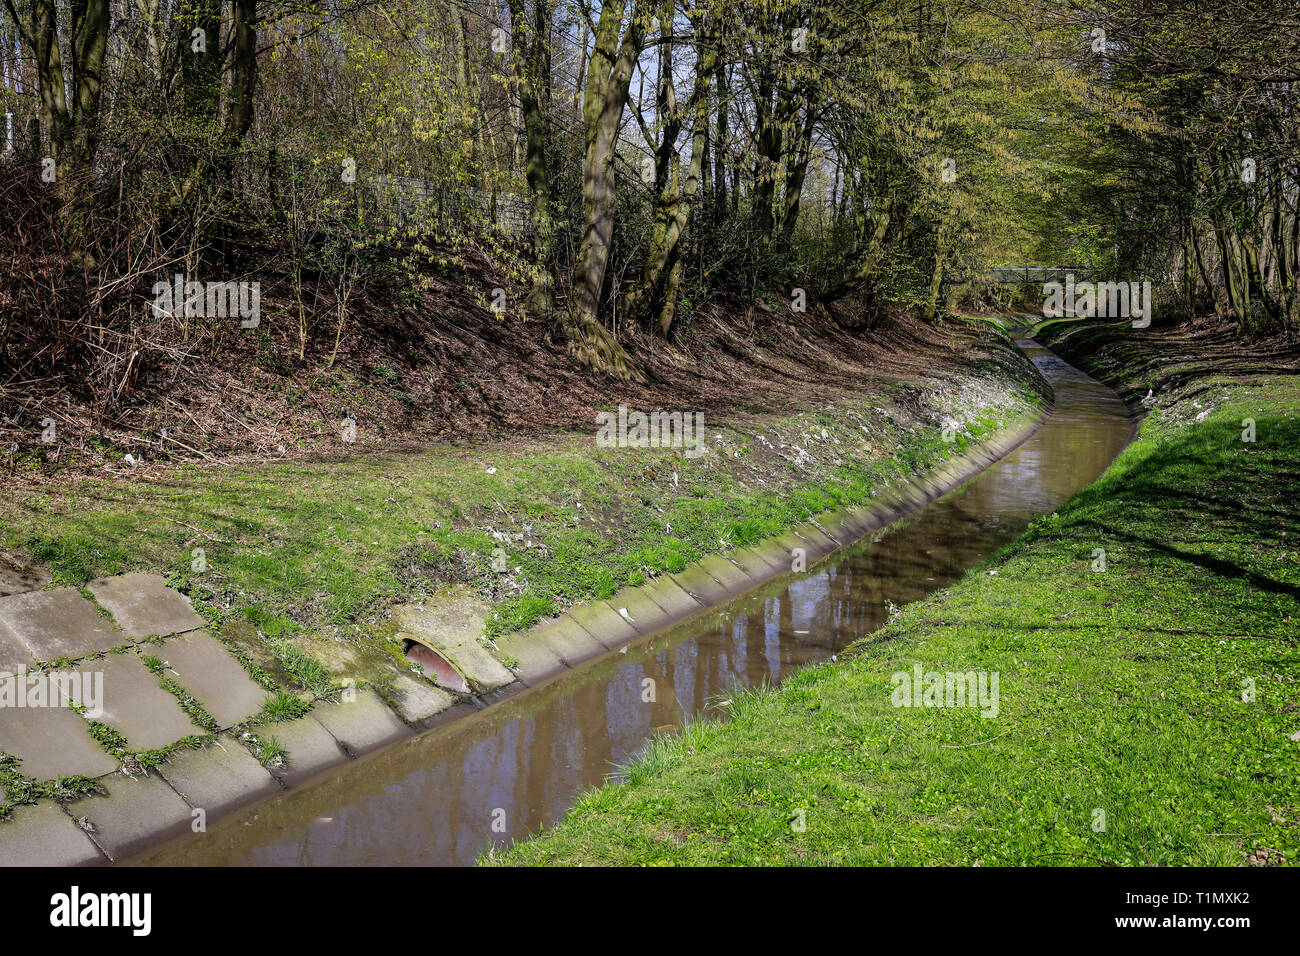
[0,338,1044,687]
[257,691,314,723]
[488,366,1300,866]
[0,752,100,820]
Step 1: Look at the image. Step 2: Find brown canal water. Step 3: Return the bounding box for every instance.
[129,342,1132,867]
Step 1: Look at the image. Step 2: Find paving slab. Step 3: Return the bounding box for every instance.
[0,553,49,598]
[0,619,35,673]
[605,587,673,636]
[0,698,118,781]
[395,599,515,693]
[0,588,122,661]
[919,472,949,501]
[385,673,457,723]
[155,630,269,728]
[65,771,194,861]
[871,488,906,513]
[534,615,608,664]
[771,530,810,553]
[156,736,280,819]
[809,514,851,543]
[791,523,840,557]
[491,626,569,684]
[246,714,348,787]
[728,546,784,579]
[566,601,640,650]
[310,688,411,756]
[88,572,204,640]
[934,460,966,485]
[60,654,204,752]
[871,499,907,526]
[774,530,826,567]
[668,564,735,607]
[0,801,103,866]
[696,554,754,591]
[640,576,703,619]
[768,533,814,571]
[838,509,876,538]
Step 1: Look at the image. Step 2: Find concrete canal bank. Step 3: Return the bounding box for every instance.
[0,339,1053,865]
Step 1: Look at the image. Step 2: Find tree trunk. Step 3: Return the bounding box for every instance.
[567,0,651,380]
[824,194,894,302]
[713,63,728,220]
[623,7,718,336]
[923,229,945,322]
[752,64,780,241]
[779,107,814,246]
[509,0,556,316]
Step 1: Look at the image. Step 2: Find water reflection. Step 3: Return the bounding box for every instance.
[132,343,1131,866]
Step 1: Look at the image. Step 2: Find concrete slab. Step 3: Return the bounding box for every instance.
[0,553,49,598]
[491,627,569,684]
[0,698,118,781]
[791,523,839,557]
[782,533,821,567]
[871,499,907,526]
[771,531,811,555]
[918,473,948,501]
[669,565,735,607]
[837,509,875,538]
[640,576,703,619]
[758,535,806,573]
[0,801,103,866]
[0,588,122,661]
[808,514,850,544]
[871,488,906,514]
[830,509,863,538]
[60,654,204,752]
[156,736,280,819]
[246,715,347,787]
[65,771,193,862]
[310,688,410,756]
[758,539,798,566]
[698,554,756,591]
[566,601,640,650]
[396,599,515,693]
[534,615,608,664]
[88,572,204,640]
[0,619,35,673]
[155,630,269,729]
[605,587,673,636]
[385,673,457,723]
[728,546,784,579]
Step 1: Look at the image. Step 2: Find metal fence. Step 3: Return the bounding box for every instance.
[981,266,1095,284]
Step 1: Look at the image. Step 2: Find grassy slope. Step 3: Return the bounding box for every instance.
[0,324,1042,696]
[491,326,1300,867]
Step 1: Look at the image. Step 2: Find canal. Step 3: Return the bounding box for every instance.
[130,341,1132,866]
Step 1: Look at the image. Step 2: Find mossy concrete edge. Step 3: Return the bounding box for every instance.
[493,397,1054,689]
[93,394,1051,866]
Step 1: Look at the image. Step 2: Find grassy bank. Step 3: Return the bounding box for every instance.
[490,320,1300,867]
[0,319,1043,700]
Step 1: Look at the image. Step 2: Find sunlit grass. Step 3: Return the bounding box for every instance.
[488,376,1300,866]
